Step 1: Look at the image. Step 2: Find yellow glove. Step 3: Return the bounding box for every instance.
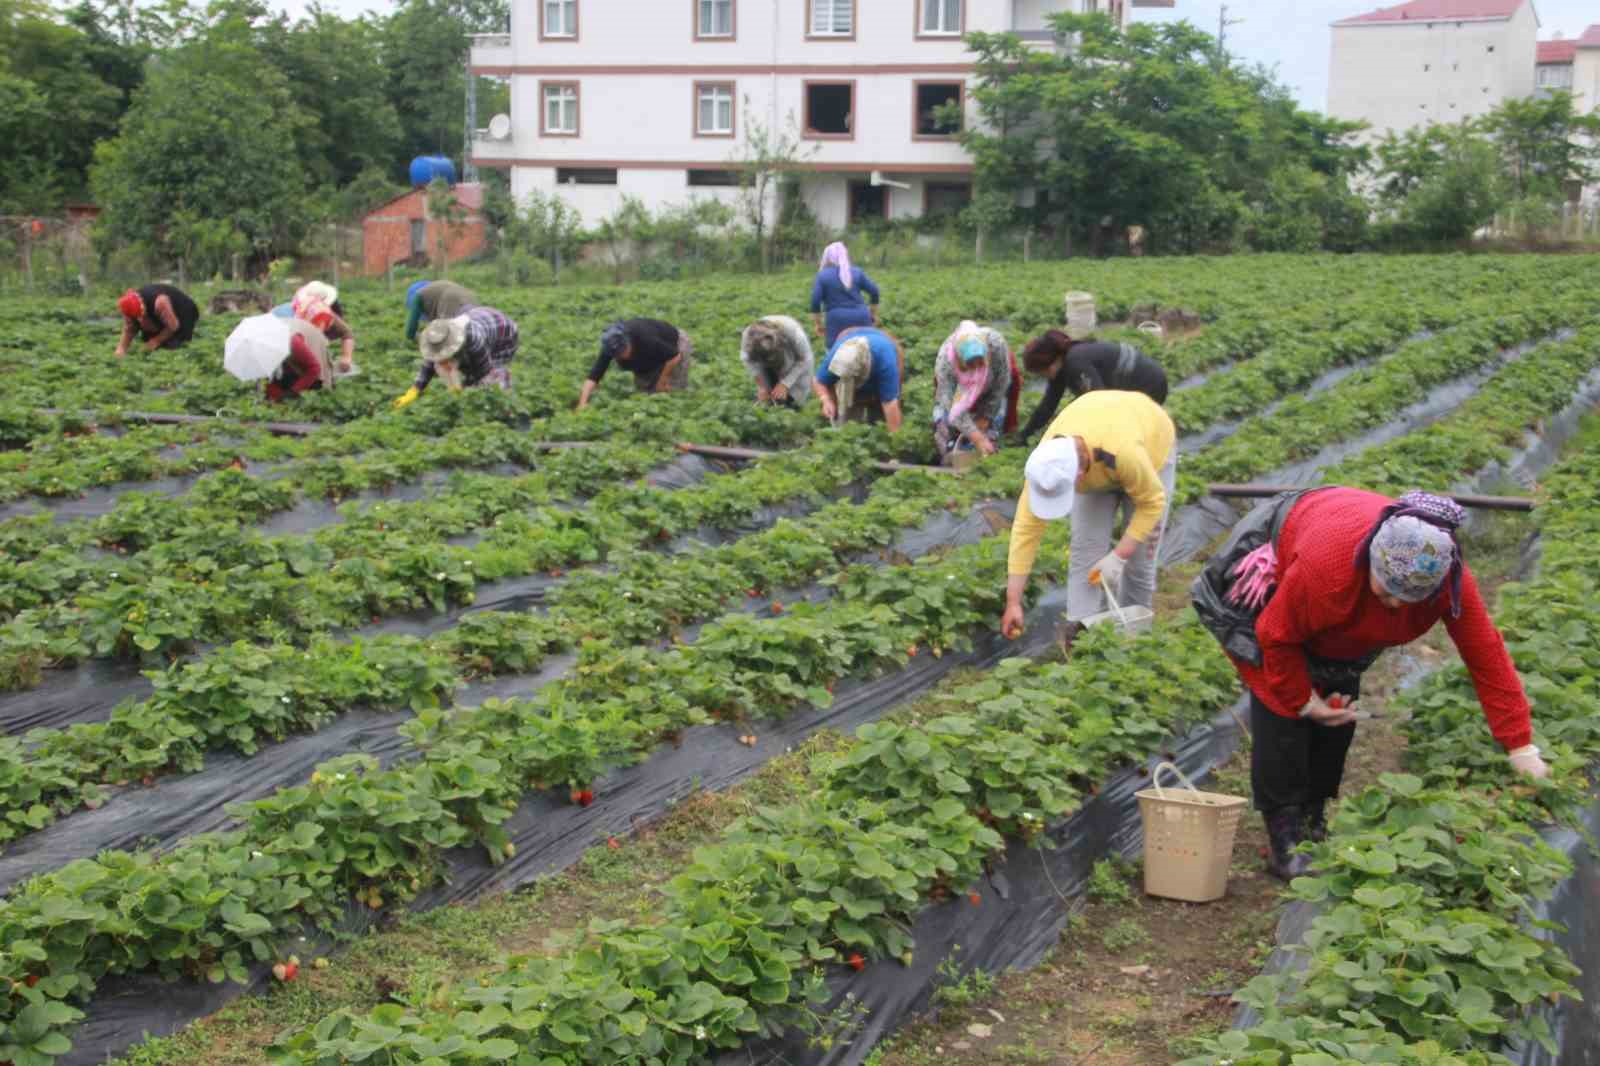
[392,387,420,410]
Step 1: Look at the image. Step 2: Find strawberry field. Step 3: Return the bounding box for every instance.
[0,253,1599,1066]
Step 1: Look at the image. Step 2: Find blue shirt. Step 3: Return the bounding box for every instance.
[810,266,881,313]
[817,328,901,404]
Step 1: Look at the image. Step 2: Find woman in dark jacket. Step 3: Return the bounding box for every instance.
[1016,330,1168,442]
[810,242,882,347]
[115,284,200,357]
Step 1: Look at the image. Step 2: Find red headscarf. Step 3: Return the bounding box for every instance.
[117,290,144,321]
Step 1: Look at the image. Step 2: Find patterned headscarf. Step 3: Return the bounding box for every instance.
[819,242,854,291]
[1353,490,1467,616]
[943,322,991,426]
[828,336,871,426]
[599,320,628,364]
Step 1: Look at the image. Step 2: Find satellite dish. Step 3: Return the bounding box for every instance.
[488,114,512,141]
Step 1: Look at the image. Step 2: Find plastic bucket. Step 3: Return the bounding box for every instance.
[1064,291,1096,339]
[1135,762,1248,903]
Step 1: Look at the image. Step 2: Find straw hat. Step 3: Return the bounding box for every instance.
[419,316,468,363]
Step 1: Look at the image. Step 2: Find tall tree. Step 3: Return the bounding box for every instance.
[1480,92,1600,199]
[90,7,310,264]
[382,0,507,163]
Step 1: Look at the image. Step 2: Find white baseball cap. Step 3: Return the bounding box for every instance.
[1023,437,1080,520]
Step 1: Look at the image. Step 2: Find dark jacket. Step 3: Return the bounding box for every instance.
[1020,342,1168,440]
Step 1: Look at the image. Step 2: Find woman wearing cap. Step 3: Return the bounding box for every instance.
[265,318,333,403]
[740,315,818,409]
[815,326,904,431]
[405,280,479,342]
[577,318,693,409]
[392,305,519,408]
[1001,390,1176,649]
[114,284,200,358]
[810,242,882,347]
[1016,330,1168,443]
[932,321,1018,463]
[289,282,356,375]
[1206,488,1547,880]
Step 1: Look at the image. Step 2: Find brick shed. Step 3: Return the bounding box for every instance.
[362,183,487,276]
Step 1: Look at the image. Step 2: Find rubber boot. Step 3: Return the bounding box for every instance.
[1056,620,1084,660]
[1263,806,1312,882]
[1305,801,1328,844]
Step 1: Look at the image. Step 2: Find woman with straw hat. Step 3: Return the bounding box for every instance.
[393,306,519,408]
[1000,390,1176,652]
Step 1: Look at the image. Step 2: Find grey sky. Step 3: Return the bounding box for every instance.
[271,0,1598,113]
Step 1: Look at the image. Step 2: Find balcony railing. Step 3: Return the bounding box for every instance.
[470,33,513,70]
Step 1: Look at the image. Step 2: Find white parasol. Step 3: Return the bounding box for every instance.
[224,314,292,382]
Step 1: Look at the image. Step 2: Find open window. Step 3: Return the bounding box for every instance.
[555,167,616,185]
[914,81,963,138]
[805,81,855,139]
[849,181,889,224]
[923,182,972,219]
[688,169,741,187]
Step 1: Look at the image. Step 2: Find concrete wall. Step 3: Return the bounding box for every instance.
[1328,3,1539,141]
[1576,48,1600,113]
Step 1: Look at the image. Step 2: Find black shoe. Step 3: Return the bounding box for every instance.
[1263,806,1312,882]
[1305,801,1328,844]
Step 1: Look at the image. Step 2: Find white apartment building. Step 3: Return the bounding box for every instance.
[1536,26,1600,110]
[1327,0,1540,143]
[469,0,1154,228]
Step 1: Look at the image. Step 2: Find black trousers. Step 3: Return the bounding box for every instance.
[1249,692,1358,816]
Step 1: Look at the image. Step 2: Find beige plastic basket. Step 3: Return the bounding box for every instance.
[1136,762,1248,903]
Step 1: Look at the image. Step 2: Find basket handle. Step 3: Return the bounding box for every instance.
[1149,761,1201,799]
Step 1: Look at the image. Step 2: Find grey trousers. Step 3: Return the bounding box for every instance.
[1066,454,1177,622]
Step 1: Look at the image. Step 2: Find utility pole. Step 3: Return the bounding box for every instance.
[1216,3,1243,68]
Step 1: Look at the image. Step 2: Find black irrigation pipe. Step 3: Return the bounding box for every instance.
[677,441,956,476]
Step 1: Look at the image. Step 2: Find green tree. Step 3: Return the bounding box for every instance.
[90,9,311,265]
[382,0,507,162]
[1379,126,1506,245]
[730,102,818,271]
[1480,92,1600,199]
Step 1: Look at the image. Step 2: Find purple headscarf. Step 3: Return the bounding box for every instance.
[1353,490,1468,617]
[820,242,854,291]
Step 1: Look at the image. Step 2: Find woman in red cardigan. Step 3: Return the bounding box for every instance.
[1224,488,1549,880]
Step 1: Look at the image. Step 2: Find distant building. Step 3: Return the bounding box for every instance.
[1328,0,1539,142]
[468,0,1174,228]
[1535,25,1600,109]
[362,184,487,276]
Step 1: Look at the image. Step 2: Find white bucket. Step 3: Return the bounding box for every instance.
[1064,291,1096,339]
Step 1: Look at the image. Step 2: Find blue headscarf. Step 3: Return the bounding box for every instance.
[406,280,430,308]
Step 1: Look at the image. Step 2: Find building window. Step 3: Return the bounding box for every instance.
[542,0,577,39]
[914,81,963,138]
[804,81,855,139]
[918,0,962,36]
[848,181,889,224]
[1537,65,1573,88]
[688,169,741,186]
[924,181,972,218]
[696,0,734,38]
[541,82,579,136]
[556,167,616,185]
[808,0,854,38]
[695,82,735,137]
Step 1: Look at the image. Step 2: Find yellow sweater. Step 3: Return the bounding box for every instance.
[1007,390,1177,578]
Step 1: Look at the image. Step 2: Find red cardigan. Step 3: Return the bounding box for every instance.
[265,335,323,403]
[1232,487,1532,750]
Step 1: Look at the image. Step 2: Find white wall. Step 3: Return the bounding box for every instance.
[1328,3,1539,141]
[1575,48,1600,113]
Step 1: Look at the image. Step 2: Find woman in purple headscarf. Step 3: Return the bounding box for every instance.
[810,242,882,347]
[1204,487,1548,881]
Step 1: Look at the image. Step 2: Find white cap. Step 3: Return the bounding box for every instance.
[1023,437,1080,521]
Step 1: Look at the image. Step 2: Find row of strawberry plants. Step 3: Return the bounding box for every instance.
[1173,286,1598,504]
[254,615,1239,1065]
[0,519,1076,1061]
[0,450,1007,847]
[1178,424,1600,1066]
[0,430,889,691]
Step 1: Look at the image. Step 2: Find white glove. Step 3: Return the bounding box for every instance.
[1299,692,1358,728]
[1508,744,1550,780]
[1089,551,1127,595]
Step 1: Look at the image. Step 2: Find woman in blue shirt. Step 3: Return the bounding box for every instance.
[815,326,904,431]
[810,242,882,347]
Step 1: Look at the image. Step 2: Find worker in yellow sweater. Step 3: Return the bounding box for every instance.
[1001,390,1176,650]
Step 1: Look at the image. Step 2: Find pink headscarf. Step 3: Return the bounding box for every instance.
[819,242,854,291]
[943,321,990,425]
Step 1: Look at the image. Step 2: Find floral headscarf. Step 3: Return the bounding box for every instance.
[828,337,871,426]
[819,242,854,291]
[1353,490,1467,616]
[942,321,991,426]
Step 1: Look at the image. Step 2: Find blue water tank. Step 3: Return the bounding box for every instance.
[409,156,458,188]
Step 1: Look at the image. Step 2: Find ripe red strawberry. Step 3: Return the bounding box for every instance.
[771,601,784,615]
[968,892,981,905]
[847,953,865,972]
[282,961,299,981]
[571,788,594,807]
[272,963,290,981]
[24,974,38,987]
[607,836,621,849]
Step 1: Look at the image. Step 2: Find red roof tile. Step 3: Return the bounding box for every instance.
[1335,0,1523,26]
[1538,39,1578,63]
[1579,24,1600,47]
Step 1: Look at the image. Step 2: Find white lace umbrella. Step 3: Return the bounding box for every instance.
[224,314,292,381]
